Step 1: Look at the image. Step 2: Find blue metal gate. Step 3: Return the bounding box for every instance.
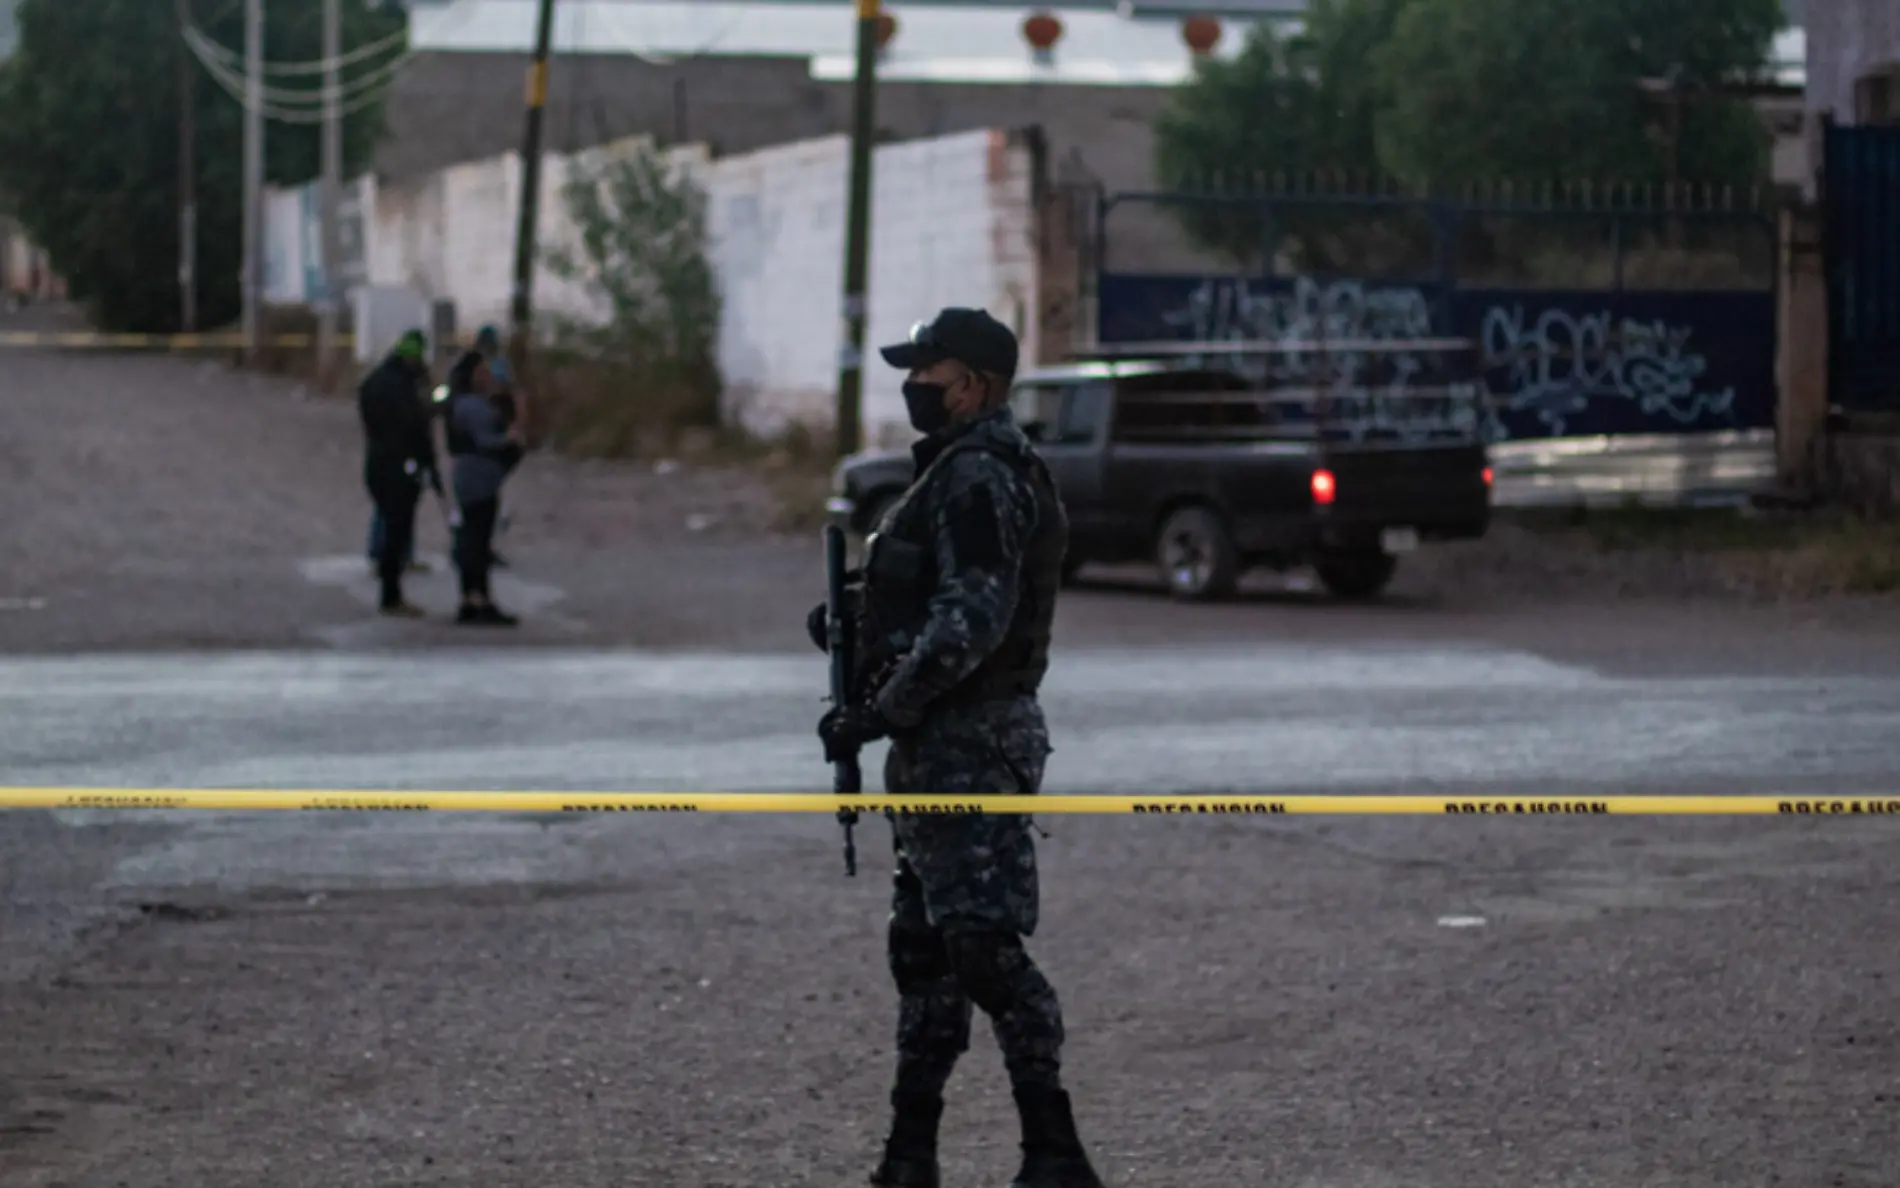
[1091,185,1779,445]
[1826,121,1900,413]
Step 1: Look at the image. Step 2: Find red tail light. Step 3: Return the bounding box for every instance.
[1482,466,1494,486]
[1310,468,1336,505]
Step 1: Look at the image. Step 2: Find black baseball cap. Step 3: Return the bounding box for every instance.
[880,307,1019,377]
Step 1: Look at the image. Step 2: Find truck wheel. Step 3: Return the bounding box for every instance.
[1315,550,1398,601]
[1156,507,1240,601]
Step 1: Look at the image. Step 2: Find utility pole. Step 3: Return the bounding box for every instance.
[176,0,198,333]
[241,0,264,363]
[317,0,342,389]
[507,0,558,382]
[832,0,880,459]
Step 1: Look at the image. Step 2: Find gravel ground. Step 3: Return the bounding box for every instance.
[3,343,1896,657]
[3,814,1896,1188]
[0,346,820,654]
[4,343,1900,1187]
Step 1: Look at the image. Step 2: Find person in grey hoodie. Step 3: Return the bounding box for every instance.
[444,351,525,626]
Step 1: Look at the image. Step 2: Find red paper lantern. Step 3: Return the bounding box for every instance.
[875,11,897,48]
[1022,11,1064,53]
[1182,14,1222,55]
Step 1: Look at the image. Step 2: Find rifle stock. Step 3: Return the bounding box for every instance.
[824,524,862,876]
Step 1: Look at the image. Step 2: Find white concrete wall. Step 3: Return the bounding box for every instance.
[708,127,1039,445]
[261,186,310,305]
[333,126,1039,445]
[0,220,54,296]
[262,176,375,307]
[367,150,522,326]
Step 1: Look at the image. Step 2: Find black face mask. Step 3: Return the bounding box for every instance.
[902,380,952,434]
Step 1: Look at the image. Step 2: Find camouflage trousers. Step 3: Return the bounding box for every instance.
[881,697,1066,1095]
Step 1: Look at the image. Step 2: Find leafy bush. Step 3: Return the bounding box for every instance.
[540,142,723,453]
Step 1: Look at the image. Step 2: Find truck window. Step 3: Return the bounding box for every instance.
[1110,368,1275,442]
[1011,383,1066,443]
[1056,380,1111,444]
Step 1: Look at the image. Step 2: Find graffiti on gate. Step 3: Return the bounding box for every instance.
[1161,276,1433,348]
[1478,304,1735,437]
[1141,276,1468,441]
[1096,273,1775,441]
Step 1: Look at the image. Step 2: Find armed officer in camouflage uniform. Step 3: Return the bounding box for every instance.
[812,308,1107,1188]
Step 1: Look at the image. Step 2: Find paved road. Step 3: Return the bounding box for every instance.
[3,639,1898,1187]
[2,640,1896,798]
[6,347,1900,1186]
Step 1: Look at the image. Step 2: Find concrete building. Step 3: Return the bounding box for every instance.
[1777,0,1900,505]
[385,1,1304,273]
[1802,0,1899,131]
[387,1,1814,270]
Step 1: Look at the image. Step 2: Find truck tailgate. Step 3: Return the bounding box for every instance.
[1318,444,1491,535]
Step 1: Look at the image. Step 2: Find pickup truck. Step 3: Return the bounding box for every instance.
[825,346,1493,601]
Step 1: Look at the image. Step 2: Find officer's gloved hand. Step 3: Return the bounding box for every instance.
[819,704,889,763]
[805,602,829,653]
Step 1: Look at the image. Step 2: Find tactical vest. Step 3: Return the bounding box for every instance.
[859,427,1069,707]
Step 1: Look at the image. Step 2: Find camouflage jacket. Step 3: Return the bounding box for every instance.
[862,406,1062,730]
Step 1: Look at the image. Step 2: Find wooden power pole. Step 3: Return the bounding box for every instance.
[507,0,558,381]
[832,0,881,459]
[176,0,198,332]
[317,0,342,388]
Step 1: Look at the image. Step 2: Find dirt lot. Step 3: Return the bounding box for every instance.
[2,345,1896,659]
[4,347,1900,1187]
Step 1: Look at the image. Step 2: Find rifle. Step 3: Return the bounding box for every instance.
[824,524,862,876]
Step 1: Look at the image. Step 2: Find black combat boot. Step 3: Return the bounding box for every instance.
[1008,1087,1106,1188]
[870,1091,943,1188]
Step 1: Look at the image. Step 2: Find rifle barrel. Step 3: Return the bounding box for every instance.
[824,525,863,875]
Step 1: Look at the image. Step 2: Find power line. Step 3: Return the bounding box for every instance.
[190,55,405,123]
[181,22,411,123]
[188,23,408,76]
[183,24,409,103]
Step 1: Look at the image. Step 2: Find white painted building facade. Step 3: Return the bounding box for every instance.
[268,124,1041,447]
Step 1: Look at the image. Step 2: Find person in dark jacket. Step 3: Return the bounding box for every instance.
[812,308,1104,1188]
[358,330,441,615]
[444,350,525,626]
[473,324,523,570]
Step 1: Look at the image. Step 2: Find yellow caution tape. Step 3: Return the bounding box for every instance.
[2,789,1897,816]
[0,331,353,350]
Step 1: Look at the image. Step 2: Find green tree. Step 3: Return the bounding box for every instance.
[0,0,404,332]
[1304,0,1417,175]
[1155,22,1326,265]
[1151,2,1413,268]
[1370,0,1781,187]
[543,142,724,449]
